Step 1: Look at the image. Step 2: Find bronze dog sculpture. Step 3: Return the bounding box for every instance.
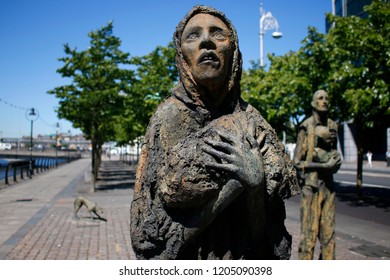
[74,196,107,222]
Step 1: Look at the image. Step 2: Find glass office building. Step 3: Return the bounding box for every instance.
[333,0,371,17]
[327,0,372,31]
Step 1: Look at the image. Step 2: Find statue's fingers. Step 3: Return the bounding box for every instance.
[215,129,237,144]
[204,161,237,174]
[260,144,269,155]
[245,134,258,149]
[247,118,256,137]
[204,138,234,154]
[256,131,266,147]
[202,145,234,162]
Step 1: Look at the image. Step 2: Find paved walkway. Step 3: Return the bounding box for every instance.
[0,157,388,260]
[0,157,136,260]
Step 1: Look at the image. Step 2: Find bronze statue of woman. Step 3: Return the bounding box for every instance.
[130,5,299,260]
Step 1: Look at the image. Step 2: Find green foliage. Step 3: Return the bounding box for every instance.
[241,0,389,138]
[116,42,178,143]
[242,27,335,141]
[48,20,178,149]
[241,61,267,116]
[241,49,319,140]
[241,1,389,195]
[132,42,177,119]
[48,21,134,143]
[242,54,307,140]
[325,1,390,127]
[48,22,135,184]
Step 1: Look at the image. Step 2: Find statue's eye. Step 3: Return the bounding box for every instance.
[213,30,226,40]
[187,32,199,40]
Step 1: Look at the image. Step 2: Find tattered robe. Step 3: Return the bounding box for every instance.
[130,5,299,260]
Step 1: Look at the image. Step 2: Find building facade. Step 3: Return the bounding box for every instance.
[333,0,371,17]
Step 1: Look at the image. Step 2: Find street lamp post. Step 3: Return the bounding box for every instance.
[54,122,60,167]
[259,3,282,67]
[67,130,71,163]
[25,108,39,177]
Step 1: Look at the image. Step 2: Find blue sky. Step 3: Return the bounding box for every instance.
[0,0,330,138]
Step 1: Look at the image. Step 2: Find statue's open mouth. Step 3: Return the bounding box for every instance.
[198,52,219,64]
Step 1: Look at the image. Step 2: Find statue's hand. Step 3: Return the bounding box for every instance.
[325,151,342,173]
[202,129,265,189]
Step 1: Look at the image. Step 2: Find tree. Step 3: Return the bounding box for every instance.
[325,0,390,196]
[241,60,294,140]
[48,22,134,186]
[242,1,389,197]
[114,42,178,145]
[241,32,328,142]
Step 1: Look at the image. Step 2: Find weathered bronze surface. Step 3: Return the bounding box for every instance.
[130,5,299,260]
[293,90,341,260]
[74,196,107,222]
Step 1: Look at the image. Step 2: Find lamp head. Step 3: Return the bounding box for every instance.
[25,107,39,121]
[272,31,282,39]
[29,108,36,116]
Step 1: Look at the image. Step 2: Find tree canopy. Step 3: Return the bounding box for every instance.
[48,21,134,183]
[325,1,390,128]
[114,42,178,145]
[241,0,390,195]
[242,0,389,132]
[48,21,134,143]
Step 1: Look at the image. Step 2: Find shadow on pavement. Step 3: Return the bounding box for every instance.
[335,182,390,210]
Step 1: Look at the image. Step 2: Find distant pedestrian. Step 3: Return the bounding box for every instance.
[386,150,390,167]
[105,149,111,161]
[367,151,373,167]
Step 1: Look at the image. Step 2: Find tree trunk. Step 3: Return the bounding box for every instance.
[355,119,364,198]
[91,139,102,192]
[91,142,97,192]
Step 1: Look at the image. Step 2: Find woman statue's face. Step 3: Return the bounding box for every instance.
[181,13,233,95]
